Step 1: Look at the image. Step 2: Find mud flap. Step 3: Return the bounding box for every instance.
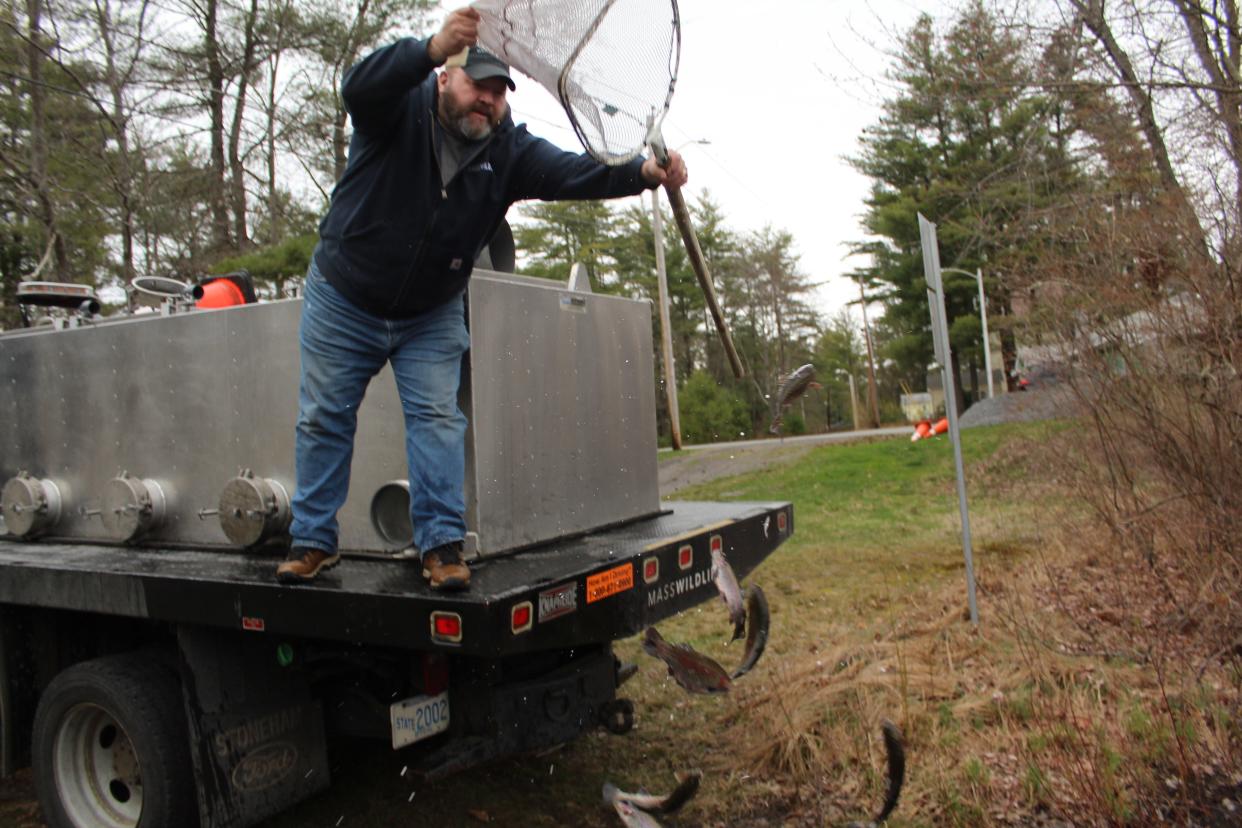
[176,626,329,828]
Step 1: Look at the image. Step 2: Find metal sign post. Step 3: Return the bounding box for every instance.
[918,214,980,626]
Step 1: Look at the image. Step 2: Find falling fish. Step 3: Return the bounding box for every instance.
[602,769,701,825]
[603,797,663,828]
[768,363,821,434]
[730,585,770,679]
[844,720,907,828]
[710,545,745,641]
[642,627,732,694]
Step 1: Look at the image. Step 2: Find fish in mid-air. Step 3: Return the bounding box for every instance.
[642,627,732,694]
[844,720,907,828]
[602,795,663,828]
[710,545,745,641]
[730,585,770,679]
[769,363,821,434]
[602,769,701,827]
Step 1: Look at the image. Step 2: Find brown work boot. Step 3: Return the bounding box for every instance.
[276,546,341,584]
[422,541,470,591]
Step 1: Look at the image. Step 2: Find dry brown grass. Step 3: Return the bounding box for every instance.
[709,421,1242,827]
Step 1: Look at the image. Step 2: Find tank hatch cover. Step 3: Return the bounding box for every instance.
[218,471,290,547]
[101,474,166,542]
[1,473,63,538]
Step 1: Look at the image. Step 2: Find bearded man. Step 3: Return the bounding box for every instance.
[277,7,688,590]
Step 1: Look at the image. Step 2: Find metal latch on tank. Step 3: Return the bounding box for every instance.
[83,472,167,543]
[198,469,291,547]
[0,471,63,538]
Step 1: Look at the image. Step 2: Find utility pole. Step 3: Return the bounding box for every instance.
[838,370,861,430]
[651,189,681,449]
[857,274,881,428]
[942,267,994,399]
[977,268,994,399]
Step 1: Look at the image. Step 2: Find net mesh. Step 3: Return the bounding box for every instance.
[474,0,680,165]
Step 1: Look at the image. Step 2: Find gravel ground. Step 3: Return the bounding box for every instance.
[959,371,1080,429]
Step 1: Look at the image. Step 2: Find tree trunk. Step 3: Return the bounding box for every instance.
[1001,326,1019,392]
[228,0,261,249]
[333,0,373,183]
[858,277,881,428]
[1173,0,1242,251]
[265,0,292,243]
[96,0,141,284]
[204,0,232,252]
[25,0,69,280]
[949,350,967,416]
[1074,0,1210,259]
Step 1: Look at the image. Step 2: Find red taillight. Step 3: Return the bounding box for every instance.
[777,511,788,532]
[678,543,693,570]
[430,611,462,644]
[511,601,533,634]
[642,557,659,584]
[710,534,723,555]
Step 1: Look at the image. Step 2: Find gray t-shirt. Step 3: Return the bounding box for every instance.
[438,124,486,187]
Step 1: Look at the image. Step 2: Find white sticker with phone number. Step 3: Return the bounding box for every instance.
[390,691,450,749]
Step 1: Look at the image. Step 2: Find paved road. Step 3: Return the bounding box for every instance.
[658,426,909,495]
[659,426,910,454]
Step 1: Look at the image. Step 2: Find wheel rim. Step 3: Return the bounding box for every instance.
[52,703,143,828]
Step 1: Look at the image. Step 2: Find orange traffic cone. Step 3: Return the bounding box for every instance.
[197,277,247,309]
[931,417,949,436]
[911,420,931,442]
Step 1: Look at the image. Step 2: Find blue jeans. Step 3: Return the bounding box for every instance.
[291,259,470,557]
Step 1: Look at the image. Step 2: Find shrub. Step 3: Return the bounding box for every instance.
[677,370,751,445]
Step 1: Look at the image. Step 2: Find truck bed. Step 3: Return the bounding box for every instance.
[0,500,793,656]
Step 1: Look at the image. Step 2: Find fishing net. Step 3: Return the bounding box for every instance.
[473,0,680,165]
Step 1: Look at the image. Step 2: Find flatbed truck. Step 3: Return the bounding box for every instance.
[0,268,792,827]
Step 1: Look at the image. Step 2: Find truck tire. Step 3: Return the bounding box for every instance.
[31,654,197,828]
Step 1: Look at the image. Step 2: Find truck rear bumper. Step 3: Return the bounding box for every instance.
[0,500,793,655]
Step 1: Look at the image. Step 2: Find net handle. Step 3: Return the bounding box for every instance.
[650,134,745,379]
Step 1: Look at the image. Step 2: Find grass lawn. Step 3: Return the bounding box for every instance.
[262,420,1104,827]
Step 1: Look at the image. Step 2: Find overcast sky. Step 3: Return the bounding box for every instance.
[445,0,947,317]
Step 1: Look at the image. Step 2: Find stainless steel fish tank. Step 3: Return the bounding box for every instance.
[0,269,661,557]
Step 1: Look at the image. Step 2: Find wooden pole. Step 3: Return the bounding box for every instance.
[651,189,682,449]
[857,274,882,428]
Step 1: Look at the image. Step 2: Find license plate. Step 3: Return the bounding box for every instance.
[389,691,450,749]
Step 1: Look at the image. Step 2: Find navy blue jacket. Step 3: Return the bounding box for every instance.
[313,37,653,319]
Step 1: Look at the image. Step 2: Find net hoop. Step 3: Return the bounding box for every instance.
[476,0,681,166]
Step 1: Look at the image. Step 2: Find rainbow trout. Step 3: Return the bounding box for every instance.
[768,363,820,434]
[602,795,663,828]
[730,585,770,679]
[844,720,907,828]
[602,770,701,826]
[642,627,732,694]
[710,546,745,641]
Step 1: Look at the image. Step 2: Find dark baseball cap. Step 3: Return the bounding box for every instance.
[461,46,515,91]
